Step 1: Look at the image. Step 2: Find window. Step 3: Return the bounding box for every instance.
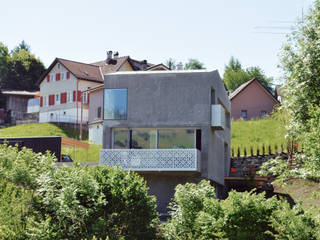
[56,94,60,104]
[158,129,195,149]
[112,128,197,150]
[96,107,102,119]
[241,110,247,119]
[58,63,60,68]
[104,88,127,120]
[45,96,49,107]
[132,129,157,149]
[61,72,65,80]
[113,129,129,149]
[261,111,267,118]
[211,88,215,104]
[82,92,88,104]
[51,74,56,82]
[67,92,72,103]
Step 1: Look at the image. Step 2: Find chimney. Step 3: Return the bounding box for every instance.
[114,51,119,58]
[106,51,113,63]
[177,62,183,70]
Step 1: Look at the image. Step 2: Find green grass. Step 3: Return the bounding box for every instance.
[273,179,320,217]
[231,117,287,156]
[0,123,100,162]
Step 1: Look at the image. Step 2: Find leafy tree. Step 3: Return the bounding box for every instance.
[0,42,9,88]
[184,58,205,70]
[223,57,273,92]
[165,58,177,70]
[0,41,45,91]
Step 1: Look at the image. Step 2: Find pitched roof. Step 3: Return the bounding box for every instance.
[58,58,103,82]
[229,78,279,103]
[91,56,129,74]
[37,58,103,85]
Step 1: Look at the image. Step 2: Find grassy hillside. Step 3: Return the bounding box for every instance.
[231,117,287,155]
[273,179,320,217]
[0,123,100,162]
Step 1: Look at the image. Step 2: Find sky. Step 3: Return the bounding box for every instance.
[0,0,314,84]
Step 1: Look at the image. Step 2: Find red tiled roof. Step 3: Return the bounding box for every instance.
[58,58,103,82]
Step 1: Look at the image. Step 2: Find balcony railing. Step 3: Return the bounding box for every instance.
[99,148,201,171]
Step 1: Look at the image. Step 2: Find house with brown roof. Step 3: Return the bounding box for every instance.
[38,51,169,127]
[230,78,279,120]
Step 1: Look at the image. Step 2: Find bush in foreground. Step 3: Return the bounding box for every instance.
[164,180,320,240]
[0,144,158,240]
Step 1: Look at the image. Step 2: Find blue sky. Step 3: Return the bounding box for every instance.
[1,0,313,84]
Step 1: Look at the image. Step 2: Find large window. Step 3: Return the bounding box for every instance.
[104,89,127,120]
[158,129,195,149]
[112,128,197,149]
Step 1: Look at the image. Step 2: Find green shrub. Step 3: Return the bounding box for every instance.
[0,177,33,240]
[165,180,320,240]
[0,144,159,240]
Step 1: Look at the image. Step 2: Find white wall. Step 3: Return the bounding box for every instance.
[89,122,103,145]
[39,108,88,123]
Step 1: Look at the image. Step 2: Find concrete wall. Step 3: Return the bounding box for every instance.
[231,80,278,120]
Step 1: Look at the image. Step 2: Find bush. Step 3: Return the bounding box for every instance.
[0,177,33,240]
[0,144,159,240]
[165,180,320,240]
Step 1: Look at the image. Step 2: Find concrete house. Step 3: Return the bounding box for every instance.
[230,78,279,120]
[85,53,169,145]
[99,70,231,213]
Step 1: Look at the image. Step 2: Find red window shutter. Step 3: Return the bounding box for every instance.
[56,73,61,81]
[73,91,76,102]
[61,92,67,104]
[67,72,70,79]
[49,95,55,106]
[47,75,50,82]
[40,97,43,107]
[77,91,81,102]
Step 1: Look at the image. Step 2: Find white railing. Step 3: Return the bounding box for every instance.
[99,148,201,171]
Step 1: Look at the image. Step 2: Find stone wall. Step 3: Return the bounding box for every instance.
[230,153,288,177]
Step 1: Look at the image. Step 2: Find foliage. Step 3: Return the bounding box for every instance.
[223,56,272,92]
[165,180,320,240]
[0,41,45,91]
[165,58,176,70]
[184,58,205,70]
[280,0,320,133]
[0,177,34,240]
[0,144,159,240]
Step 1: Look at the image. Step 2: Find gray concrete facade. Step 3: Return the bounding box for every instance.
[101,70,231,213]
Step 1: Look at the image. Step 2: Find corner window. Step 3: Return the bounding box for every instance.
[241,110,247,119]
[158,129,195,149]
[261,111,266,118]
[104,88,127,120]
[113,129,129,149]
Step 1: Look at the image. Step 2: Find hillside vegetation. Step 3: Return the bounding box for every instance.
[0,123,100,162]
[231,117,287,155]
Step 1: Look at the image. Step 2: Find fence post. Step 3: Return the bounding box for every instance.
[257,148,260,156]
[231,148,234,157]
[244,147,247,157]
[268,145,272,155]
[281,144,284,153]
[237,147,240,157]
[262,144,265,156]
[250,146,253,156]
[275,144,278,154]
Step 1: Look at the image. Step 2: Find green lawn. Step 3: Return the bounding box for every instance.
[0,123,100,162]
[231,117,287,156]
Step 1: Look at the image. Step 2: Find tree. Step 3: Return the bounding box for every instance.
[165,58,176,70]
[0,41,45,91]
[223,57,273,92]
[0,42,9,88]
[184,58,205,70]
